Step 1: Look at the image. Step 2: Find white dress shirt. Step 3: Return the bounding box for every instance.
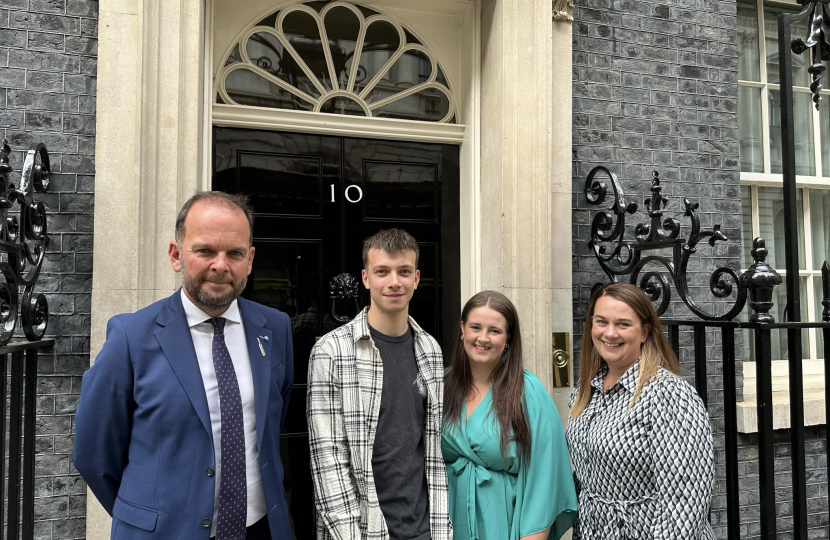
[181,290,266,535]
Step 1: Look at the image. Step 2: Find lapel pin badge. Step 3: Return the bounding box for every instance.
[256,337,266,356]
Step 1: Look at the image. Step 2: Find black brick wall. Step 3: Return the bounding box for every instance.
[571,0,828,538]
[1,0,826,538]
[571,0,743,325]
[0,0,96,538]
[737,427,829,538]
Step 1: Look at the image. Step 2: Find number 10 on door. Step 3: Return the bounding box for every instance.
[330,184,363,203]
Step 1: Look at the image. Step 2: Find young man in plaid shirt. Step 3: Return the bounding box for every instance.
[307,229,452,540]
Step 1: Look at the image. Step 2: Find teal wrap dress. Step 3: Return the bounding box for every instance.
[442,371,578,540]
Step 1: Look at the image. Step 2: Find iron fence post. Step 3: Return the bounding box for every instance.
[694,326,708,407]
[0,140,52,540]
[7,351,22,540]
[777,5,817,534]
[742,237,782,539]
[721,327,740,540]
[822,260,829,535]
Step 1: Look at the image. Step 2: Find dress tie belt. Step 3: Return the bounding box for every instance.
[450,457,492,540]
[582,490,655,539]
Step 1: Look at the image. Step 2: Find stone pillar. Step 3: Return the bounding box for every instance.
[480,0,573,403]
[551,1,574,424]
[87,1,205,538]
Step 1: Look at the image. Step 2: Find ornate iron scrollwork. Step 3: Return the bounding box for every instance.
[791,0,830,108]
[329,272,361,324]
[585,167,746,320]
[0,140,50,344]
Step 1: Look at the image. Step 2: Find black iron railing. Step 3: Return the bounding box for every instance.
[775,1,830,535]
[0,339,53,540]
[662,254,830,540]
[0,139,52,540]
[584,165,830,539]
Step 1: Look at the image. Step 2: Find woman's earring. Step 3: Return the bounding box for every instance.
[460,333,464,341]
[504,343,510,352]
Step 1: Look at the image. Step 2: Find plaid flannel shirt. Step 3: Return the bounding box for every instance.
[307,307,452,540]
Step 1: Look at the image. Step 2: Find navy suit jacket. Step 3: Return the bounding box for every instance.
[73,291,294,539]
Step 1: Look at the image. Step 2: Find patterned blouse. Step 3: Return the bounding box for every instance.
[566,361,715,540]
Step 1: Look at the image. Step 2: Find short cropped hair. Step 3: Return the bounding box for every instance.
[362,228,419,268]
[175,191,255,246]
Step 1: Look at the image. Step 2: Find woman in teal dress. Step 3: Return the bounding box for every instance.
[442,291,578,540]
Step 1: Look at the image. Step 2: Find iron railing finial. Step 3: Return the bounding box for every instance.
[740,238,782,323]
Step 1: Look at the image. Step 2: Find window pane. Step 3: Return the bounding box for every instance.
[282,10,334,92]
[373,87,451,122]
[741,186,754,268]
[324,6,361,89]
[745,278,811,360]
[738,3,761,81]
[354,21,400,95]
[757,186,805,269]
[811,188,830,270]
[765,7,810,87]
[769,90,815,176]
[769,277,811,360]
[319,95,366,116]
[739,86,764,172]
[225,67,314,111]
[814,277,826,359]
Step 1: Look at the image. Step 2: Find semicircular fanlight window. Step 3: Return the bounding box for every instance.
[217,1,456,123]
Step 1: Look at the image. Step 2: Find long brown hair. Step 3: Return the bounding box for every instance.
[444,291,531,460]
[570,283,680,418]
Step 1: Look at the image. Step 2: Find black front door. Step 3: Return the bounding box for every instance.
[213,127,460,538]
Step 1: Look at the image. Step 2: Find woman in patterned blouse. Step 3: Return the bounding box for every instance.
[566,283,714,539]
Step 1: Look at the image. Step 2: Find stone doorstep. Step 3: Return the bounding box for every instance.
[736,388,826,433]
[742,374,827,394]
[743,360,826,394]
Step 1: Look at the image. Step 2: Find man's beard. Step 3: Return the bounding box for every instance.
[181,265,247,313]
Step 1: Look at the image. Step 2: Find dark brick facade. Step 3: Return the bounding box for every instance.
[0,0,826,537]
[571,0,828,538]
[0,0,97,538]
[736,427,829,539]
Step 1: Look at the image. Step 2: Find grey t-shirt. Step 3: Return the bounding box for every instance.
[369,325,431,540]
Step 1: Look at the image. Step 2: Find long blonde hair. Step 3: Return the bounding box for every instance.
[570,283,680,418]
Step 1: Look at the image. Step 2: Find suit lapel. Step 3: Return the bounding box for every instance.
[154,292,212,439]
[239,299,273,448]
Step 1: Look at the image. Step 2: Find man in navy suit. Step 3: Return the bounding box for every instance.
[74,192,293,539]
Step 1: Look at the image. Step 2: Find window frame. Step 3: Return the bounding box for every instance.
[737,0,830,431]
[738,0,830,181]
[739,0,830,354]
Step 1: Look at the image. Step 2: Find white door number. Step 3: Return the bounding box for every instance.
[330,184,363,203]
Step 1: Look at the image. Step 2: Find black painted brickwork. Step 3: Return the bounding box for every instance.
[0,0,97,538]
[737,427,828,538]
[571,0,826,538]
